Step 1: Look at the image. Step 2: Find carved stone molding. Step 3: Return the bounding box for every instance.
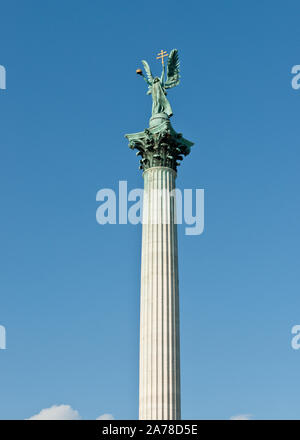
[125,115,194,172]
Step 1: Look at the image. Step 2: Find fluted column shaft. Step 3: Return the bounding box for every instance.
[139,166,181,420]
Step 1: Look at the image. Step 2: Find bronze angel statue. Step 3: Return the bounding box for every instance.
[137,49,180,118]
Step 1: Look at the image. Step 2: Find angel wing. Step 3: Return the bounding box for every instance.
[142,60,154,94]
[165,49,180,89]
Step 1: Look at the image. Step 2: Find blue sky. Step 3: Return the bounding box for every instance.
[0,0,300,420]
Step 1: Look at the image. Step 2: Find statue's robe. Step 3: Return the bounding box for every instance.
[151,80,173,117]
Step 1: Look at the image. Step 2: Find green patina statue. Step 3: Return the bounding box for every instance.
[126,49,194,172]
[137,49,180,117]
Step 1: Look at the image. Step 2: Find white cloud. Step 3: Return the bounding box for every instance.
[96,413,114,420]
[230,414,253,420]
[27,404,114,421]
[27,404,81,420]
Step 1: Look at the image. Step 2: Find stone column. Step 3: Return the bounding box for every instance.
[139,166,180,420]
[125,112,193,421]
